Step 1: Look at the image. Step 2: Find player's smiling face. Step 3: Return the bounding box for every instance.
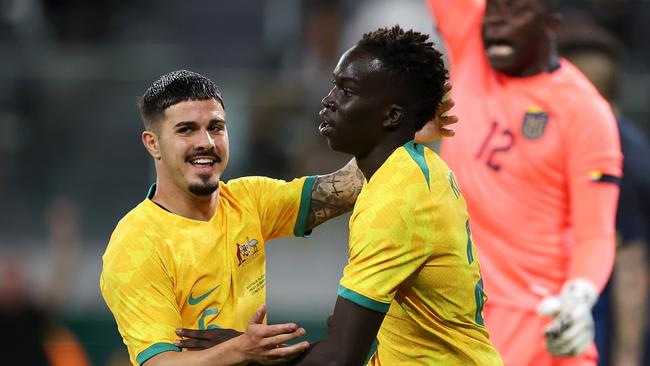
[319,46,393,157]
[481,0,555,76]
[155,99,229,196]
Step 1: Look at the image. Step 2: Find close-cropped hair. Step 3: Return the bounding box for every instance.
[357,25,448,131]
[137,70,225,130]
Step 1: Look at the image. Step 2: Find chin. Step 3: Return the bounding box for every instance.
[488,58,511,71]
[188,180,219,196]
[326,138,350,155]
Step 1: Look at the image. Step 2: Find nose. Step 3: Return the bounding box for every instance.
[321,87,336,110]
[195,130,216,150]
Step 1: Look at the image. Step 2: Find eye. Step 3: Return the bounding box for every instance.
[332,80,353,97]
[176,126,192,134]
[209,124,225,133]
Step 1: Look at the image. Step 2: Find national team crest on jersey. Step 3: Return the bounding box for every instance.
[521,106,549,140]
[236,237,260,266]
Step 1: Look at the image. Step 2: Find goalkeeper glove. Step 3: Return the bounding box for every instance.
[537,278,598,356]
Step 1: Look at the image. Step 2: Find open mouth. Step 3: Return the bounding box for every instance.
[186,155,220,171]
[318,110,335,136]
[319,120,335,137]
[485,40,514,58]
[189,157,215,166]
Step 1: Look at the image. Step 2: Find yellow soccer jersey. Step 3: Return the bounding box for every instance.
[100,176,315,366]
[338,141,503,365]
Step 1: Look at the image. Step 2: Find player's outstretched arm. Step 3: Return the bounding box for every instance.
[427,0,484,55]
[283,296,385,366]
[306,159,365,231]
[150,305,309,366]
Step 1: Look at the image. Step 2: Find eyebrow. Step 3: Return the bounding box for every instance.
[174,118,226,127]
[333,73,361,84]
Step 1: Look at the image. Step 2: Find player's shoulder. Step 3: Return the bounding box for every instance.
[380,143,431,185]
[105,200,163,255]
[543,60,615,127]
[554,60,610,108]
[364,142,444,200]
[223,175,289,194]
[221,176,266,202]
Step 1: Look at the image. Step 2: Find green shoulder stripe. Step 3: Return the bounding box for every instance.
[137,342,180,365]
[403,140,430,189]
[338,285,390,314]
[293,176,317,237]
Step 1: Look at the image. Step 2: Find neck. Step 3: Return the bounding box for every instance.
[513,46,560,77]
[355,133,413,181]
[152,180,219,221]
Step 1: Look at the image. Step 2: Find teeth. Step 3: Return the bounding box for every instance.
[192,158,214,164]
[487,44,514,57]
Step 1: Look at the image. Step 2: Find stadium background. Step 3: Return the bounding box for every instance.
[0,0,648,364]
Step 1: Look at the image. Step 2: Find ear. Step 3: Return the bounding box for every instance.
[382,104,403,130]
[142,130,161,160]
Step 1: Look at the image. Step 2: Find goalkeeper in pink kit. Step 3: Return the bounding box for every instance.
[425,0,622,365]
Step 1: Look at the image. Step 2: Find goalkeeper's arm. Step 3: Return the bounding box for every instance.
[537,162,620,356]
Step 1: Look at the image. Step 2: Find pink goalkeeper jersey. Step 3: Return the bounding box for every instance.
[428,0,622,311]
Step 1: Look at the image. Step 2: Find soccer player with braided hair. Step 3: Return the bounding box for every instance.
[276,25,503,365]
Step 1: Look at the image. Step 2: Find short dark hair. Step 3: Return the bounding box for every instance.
[357,25,448,130]
[137,70,225,130]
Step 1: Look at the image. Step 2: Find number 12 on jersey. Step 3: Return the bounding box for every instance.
[476,121,515,172]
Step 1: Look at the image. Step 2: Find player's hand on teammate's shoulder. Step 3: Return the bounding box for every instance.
[175,304,309,364]
[414,82,458,144]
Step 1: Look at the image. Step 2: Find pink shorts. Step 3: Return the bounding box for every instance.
[484,303,597,366]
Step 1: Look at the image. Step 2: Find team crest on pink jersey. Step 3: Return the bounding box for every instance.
[521,106,549,140]
[236,237,260,266]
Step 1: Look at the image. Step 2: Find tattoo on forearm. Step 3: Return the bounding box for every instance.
[307,162,364,230]
[328,176,343,196]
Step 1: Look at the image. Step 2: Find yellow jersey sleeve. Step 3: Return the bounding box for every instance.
[338,192,432,313]
[100,225,181,365]
[226,176,316,240]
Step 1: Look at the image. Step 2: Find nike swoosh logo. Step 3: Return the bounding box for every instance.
[188,285,220,306]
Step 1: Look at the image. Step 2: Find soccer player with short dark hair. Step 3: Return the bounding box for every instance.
[426,0,623,364]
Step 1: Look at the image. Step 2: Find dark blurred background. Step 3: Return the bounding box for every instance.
[0,0,648,364]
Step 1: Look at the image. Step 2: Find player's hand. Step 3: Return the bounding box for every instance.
[537,279,598,356]
[175,327,243,350]
[232,304,309,365]
[414,82,458,144]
